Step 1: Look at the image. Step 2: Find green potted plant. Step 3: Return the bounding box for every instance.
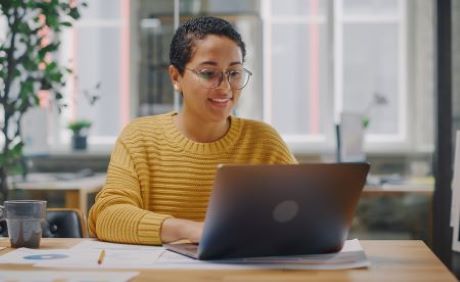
[66,81,101,151]
[67,119,92,150]
[0,1,87,202]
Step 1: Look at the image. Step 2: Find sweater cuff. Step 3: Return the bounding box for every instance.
[137,212,173,245]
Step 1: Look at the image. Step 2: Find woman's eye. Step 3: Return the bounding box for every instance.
[199,70,218,80]
[228,70,242,78]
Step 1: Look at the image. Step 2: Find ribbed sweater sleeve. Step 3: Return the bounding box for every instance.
[88,138,172,245]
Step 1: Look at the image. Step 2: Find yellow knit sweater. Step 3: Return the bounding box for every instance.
[88,111,297,245]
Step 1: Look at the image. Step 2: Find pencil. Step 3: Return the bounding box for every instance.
[97,249,106,265]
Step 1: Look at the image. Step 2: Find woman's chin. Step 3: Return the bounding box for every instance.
[206,103,233,120]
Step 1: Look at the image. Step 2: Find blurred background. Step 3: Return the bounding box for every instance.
[2,0,460,276]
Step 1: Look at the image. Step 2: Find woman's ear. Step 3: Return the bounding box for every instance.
[168,65,182,92]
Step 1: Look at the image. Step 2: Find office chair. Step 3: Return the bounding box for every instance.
[0,208,87,238]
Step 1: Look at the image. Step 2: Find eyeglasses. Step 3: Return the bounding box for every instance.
[185,67,252,90]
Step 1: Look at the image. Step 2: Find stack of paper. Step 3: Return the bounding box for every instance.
[0,239,370,270]
[0,270,138,282]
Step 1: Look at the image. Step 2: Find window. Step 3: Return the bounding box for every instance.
[261,0,434,153]
[50,0,131,150]
[341,0,405,142]
[261,0,332,153]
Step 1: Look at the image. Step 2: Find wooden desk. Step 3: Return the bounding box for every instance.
[0,239,455,281]
[11,173,106,214]
[363,177,434,196]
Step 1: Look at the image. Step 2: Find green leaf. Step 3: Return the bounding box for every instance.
[48,71,63,83]
[12,69,20,78]
[19,80,34,98]
[30,94,40,106]
[8,162,24,176]
[23,56,39,71]
[45,61,58,72]
[68,7,81,19]
[362,117,370,128]
[17,22,31,34]
[0,154,6,167]
[68,119,92,133]
[55,92,63,100]
[9,142,24,159]
[39,42,60,55]
[59,2,69,10]
[46,14,59,29]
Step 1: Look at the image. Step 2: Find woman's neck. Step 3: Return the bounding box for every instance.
[174,112,230,143]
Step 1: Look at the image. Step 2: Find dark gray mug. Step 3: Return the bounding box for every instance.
[0,200,47,248]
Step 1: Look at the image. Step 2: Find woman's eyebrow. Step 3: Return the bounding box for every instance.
[196,61,243,67]
[197,61,218,66]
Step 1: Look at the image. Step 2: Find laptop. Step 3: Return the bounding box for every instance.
[164,162,370,260]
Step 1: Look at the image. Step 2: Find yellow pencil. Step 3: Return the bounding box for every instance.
[97,249,106,265]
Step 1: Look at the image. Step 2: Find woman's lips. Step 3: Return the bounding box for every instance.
[209,98,231,103]
[208,97,232,107]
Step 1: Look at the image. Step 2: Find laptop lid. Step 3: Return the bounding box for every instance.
[167,163,369,260]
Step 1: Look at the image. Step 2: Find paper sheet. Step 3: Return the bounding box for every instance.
[0,270,138,282]
[0,248,74,264]
[451,131,460,227]
[28,239,370,270]
[70,239,164,251]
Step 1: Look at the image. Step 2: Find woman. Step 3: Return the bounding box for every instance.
[88,16,297,245]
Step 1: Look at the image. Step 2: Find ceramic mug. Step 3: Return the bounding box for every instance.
[0,200,47,248]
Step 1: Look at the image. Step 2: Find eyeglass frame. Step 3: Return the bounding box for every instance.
[184,67,253,90]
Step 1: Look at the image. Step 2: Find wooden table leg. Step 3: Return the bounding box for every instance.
[65,190,79,210]
[79,190,88,216]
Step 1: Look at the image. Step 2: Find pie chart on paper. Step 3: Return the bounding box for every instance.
[23,254,69,260]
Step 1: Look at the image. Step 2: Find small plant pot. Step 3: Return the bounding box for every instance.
[72,134,87,150]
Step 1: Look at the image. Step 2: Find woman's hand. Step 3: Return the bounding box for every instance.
[161,218,203,243]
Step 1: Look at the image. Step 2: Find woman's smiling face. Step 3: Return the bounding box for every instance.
[174,34,244,123]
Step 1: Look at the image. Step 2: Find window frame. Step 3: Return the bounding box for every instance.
[262,0,414,154]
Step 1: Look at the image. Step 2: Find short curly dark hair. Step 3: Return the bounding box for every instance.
[169,16,246,75]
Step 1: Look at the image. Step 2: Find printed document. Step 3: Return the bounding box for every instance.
[22,239,370,270]
[0,270,138,282]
